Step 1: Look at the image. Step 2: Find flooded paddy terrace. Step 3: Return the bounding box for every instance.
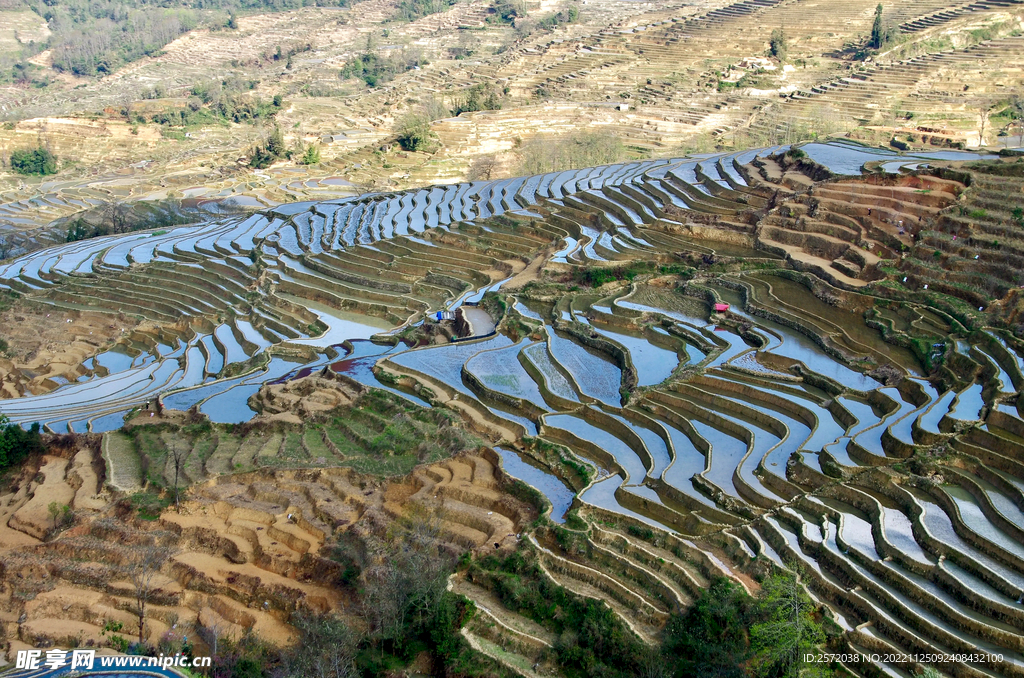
[2,141,1024,676]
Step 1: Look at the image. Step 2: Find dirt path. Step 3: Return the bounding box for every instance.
[504,250,551,291]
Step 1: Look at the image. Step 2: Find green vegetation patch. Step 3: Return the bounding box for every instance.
[235,511,498,678]
[470,547,837,678]
[0,415,43,474]
[570,260,695,288]
[394,0,456,22]
[36,0,350,78]
[471,548,647,677]
[10,146,57,176]
[340,48,427,88]
[126,388,482,490]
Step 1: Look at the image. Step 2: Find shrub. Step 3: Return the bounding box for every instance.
[506,478,548,514]
[479,550,646,676]
[627,524,655,541]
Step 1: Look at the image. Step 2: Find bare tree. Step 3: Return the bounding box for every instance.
[168,440,189,513]
[197,618,225,657]
[361,508,451,642]
[888,98,903,135]
[104,202,133,234]
[287,611,358,678]
[118,90,137,122]
[129,546,174,645]
[468,154,500,181]
[1012,93,1024,147]
[975,95,995,148]
[639,646,667,678]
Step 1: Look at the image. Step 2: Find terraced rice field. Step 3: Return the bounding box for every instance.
[4,139,1024,676]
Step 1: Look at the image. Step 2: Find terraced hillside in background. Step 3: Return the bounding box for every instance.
[0,0,1022,254]
[2,142,1024,676]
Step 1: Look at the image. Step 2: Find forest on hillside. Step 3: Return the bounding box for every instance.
[8,0,350,78]
[2,0,480,79]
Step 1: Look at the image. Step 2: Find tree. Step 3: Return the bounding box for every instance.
[129,546,173,645]
[468,154,500,181]
[663,577,752,678]
[168,440,189,513]
[197,618,225,657]
[266,126,286,158]
[452,83,504,115]
[0,416,42,470]
[302,144,321,165]
[515,129,627,175]
[750,571,824,678]
[1008,93,1024,146]
[978,98,993,148]
[361,509,453,644]
[395,113,438,153]
[10,147,57,176]
[104,201,134,234]
[869,4,898,50]
[48,502,62,530]
[285,611,358,678]
[395,0,456,22]
[227,11,238,29]
[888,98,903,134]
[769,28,787,62]
[249,127,288,168]
[871,4,885,49]
[490,0,527,24]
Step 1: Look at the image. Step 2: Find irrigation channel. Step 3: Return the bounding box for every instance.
[4,139,1024,677]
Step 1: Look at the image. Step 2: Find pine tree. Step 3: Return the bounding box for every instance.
[303,144,321,165]
[871,4,885,49]
[750,572,824,678]
[266,126,285,158]
[770,28,787,61]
